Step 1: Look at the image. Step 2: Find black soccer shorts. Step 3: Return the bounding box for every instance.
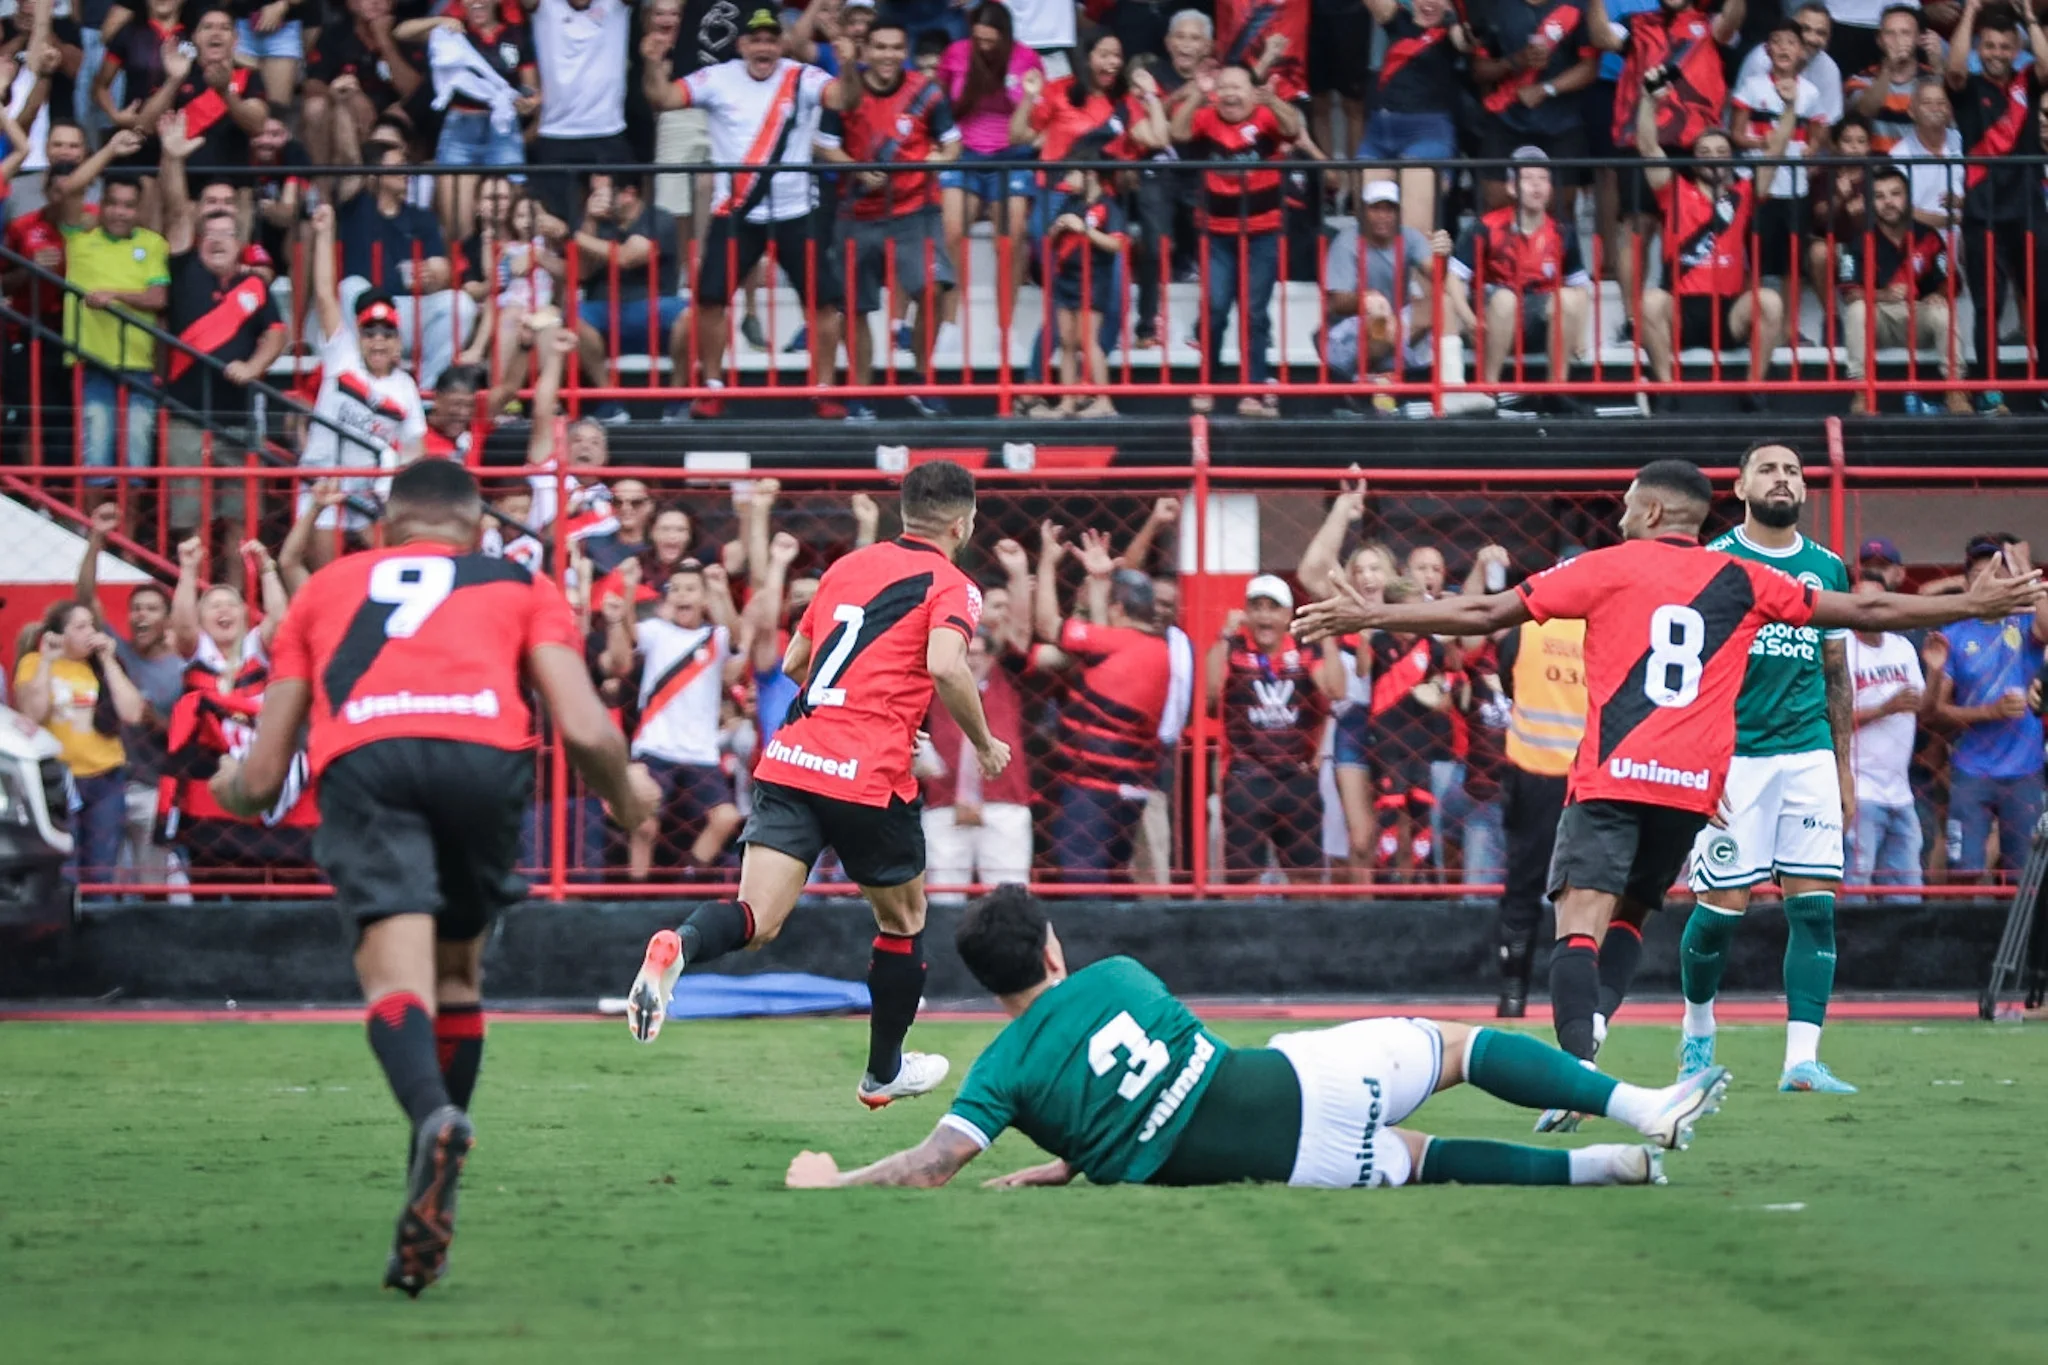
[315,738,534,941]
[741,777,925,889]
[1545,797,1708,908]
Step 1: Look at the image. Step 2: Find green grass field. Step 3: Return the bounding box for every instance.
[4,1018,2045,1365]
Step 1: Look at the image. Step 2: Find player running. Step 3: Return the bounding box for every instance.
[624,460,1013,1110]
[784,886,1730,1191]
[1293,460,2042,1101]
[213,461,657,1297]
[1675,444,1860,1094]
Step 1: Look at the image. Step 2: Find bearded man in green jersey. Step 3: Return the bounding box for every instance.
[785,887,1732,1192]
[1678,442,1858,1095]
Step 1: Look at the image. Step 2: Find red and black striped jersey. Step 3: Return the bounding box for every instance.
[1047,618,1170,795]
[754,535,982,806]
[269,542,582,775]
[1611,7,1727,151]
[1450,207,1591,294]
[1186,104,1289,236]
[1952,68,2038,222]
[1516,536,1816,813]
[1838,223,1950,297]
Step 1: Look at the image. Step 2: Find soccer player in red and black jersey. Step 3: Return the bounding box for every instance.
[1295,460,2044,1068]
[1944,0,2048,401]
[1840,165,1967,412]
[1447,150,1592,407]
[214,460,655,1297]
[1633,84,1796,407]
[1170,62,1303,416]
[1209,575,1336,882]
[625,461,1013,1111]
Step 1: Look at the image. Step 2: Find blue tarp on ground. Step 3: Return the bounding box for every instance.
[665,972,871,1019]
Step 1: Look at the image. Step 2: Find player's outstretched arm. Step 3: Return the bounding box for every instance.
[1809,567,2044,632]
[1293,570,1531,644]
[930,627,1011,777]
[529,643,658,830]
[982,1158,1075,1189]
[786,1123,986,1189]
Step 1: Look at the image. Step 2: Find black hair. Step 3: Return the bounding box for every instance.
[1737,440,1802,474]
[1977,4,2020,37]
[101,177,143,203]
[865,17,909,43]
[1833,111,1876,144]
[387,457,483,522]
[40,600,121,737]
[1769,19,1804,41]
[265,99,293,122]
[956,883,1050,996]
[1858,569,1892,587]
[1070,27,1129,105]
[1878,2,1922,28]
[900,459,976,528]
[130,582,172,610]
[436,364,485,396]
[1635,459,1714,510]
[1966,531,2020,563]
[1869,161,1910,194]
[914,28,950,57]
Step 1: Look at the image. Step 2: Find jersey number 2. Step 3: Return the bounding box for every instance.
[1644,604,1705,708]
[805,603,866,708]
[369,556,457,638]
[1088,1011,1171,1101]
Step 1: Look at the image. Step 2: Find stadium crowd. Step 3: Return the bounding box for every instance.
[9,0,2048,430]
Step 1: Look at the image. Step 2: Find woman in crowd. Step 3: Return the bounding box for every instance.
[938,2,1044,339]
[14,600,146,885]
[170,535,288,695]
[1330,542,1395,878]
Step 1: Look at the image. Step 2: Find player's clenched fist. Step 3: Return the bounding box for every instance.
[976,737,1012,779]
[786,1151,842,1188]
[609,762,661,832]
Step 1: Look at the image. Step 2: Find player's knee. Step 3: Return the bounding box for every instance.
[1383,1128,1426,1187]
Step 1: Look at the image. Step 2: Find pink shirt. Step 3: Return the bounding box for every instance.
[937,39,1045,154]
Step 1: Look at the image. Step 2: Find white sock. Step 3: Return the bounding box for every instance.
[1592,1013,1609,1049]
[1602,1081,1660,1130]
[1682,999,1717,1038]
[1567,1144,1634,1186]
[1784,1020,1822,1070]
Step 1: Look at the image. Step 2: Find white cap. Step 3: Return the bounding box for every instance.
[1245,574,1294,610]
[1362,181,1400,206]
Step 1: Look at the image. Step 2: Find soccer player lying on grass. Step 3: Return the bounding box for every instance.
[785,886,1731,1191]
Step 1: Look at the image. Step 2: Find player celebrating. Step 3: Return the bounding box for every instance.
[213,461,657,1297]
[1675,444,1858,1094]
[784,886,1729,1191]
[1293,460,2043,1087]
[624,460,1013,1110]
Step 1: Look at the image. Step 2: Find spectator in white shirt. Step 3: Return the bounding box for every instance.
[1892,77,1964,231]
[529,0,635,220]
[1734,21,1831,283]
[1738,2,1846,121]
[1847,575,1931,898]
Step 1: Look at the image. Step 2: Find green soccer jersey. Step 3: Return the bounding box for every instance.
[1709,527,1851,757]
[943,957,1229,1186]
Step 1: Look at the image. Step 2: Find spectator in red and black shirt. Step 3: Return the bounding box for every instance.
[130,6,267,174]
[1944,0,2048,402]
[1042,166,1130,418]
[815,19,963,419]
[1840,163,1967,411]
[1361,0,1472,235]
[1209,575,1336,883]
[248,103,308,266]
[1473,0,1599,214]
[0,113,80,466]
[1169,62,1303,417]
[1447,150,1593,404]
[1634,82,1797,406]
[93,0,184,172]
[301,0,426,173]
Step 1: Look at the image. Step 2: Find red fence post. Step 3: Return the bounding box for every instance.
[1189,417,1211,897]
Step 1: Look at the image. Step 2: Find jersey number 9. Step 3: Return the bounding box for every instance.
[369,556,457,638]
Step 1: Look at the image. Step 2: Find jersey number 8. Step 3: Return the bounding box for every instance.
[369,556,457,638]
[1088,1010,1171,1101]
[1644,603,1706,708]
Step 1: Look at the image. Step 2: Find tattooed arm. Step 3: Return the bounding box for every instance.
[1824,636,1857,830]
[786,1124,986,1188]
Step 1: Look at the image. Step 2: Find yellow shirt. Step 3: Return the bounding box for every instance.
[63,224,170,371]
[16,654,125,778]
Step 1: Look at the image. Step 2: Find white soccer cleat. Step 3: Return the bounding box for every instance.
[1640,1065,1731,1151]
[1583,1143,1667,1187]
[856,1052,950,1110]
[625,929,685,1044]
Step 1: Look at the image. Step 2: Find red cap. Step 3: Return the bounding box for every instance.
[356,299,401,329]
[240,242,274,270]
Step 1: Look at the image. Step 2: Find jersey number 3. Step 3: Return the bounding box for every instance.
[369,556,457,638]
[1644,604,1705,709]
[1088,1011,1171,1101]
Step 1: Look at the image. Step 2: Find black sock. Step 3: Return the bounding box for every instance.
[1549,934,1601,1062]
[1596,920,1644,1023]
[866,931,926,1084]
[679,900,755,966]
[366,992,452,1126]
[434,1003,485,1111]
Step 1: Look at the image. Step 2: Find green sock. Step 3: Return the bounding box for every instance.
[1679,902,1740,1006]
[1466,1027,1621,1117]
[1782,891,1837,1027]
[1416,1138,1571,1186]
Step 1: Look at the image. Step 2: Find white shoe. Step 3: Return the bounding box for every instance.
[625,929,685,1043]
[856,1052,950,1110]
[1640,1065,1731,1151]
[1584,1143,1666,1186]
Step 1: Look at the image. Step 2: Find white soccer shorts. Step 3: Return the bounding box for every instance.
[1687,749,1845,892]
[1266,1018,1443,1189]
